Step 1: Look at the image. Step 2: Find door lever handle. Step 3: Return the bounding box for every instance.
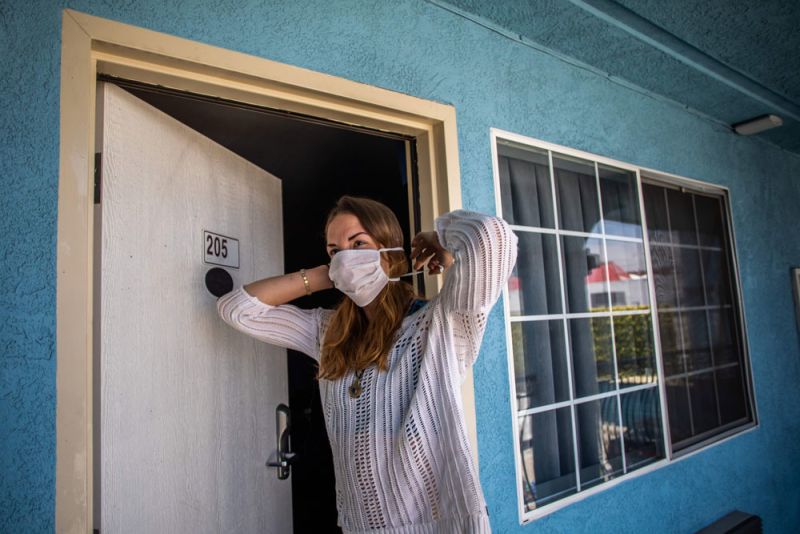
[266,403,294,479]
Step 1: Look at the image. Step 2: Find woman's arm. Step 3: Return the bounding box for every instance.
[243,264,333,305]
[426,209,519,375]
[217,265,334,360]
[434,209,518,313]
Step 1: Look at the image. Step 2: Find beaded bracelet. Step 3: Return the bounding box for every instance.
[299,268,312,295]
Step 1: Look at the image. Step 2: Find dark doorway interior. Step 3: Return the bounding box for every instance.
[114,80,422,533]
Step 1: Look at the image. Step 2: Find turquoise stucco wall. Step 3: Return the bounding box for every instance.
[1,1,799,531]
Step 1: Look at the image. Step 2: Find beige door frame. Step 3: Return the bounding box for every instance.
[57,9,471,533]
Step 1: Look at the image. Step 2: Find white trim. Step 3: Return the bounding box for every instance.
[637,168,675,462]
[716,187,760,430]
[517,382,659,417]
[546,143,584,498]
[510,224,645,244]
[490,127,759,524]
[57,10,465,530]
[494,127,731,195]
[640,167,730,194]
[495,131,640,172]
[657,304,733,313]
[519,421,758,522]
[510,309,650,322]
[664,362,741,382]
[491,129,527,524]
[648,240,724,252]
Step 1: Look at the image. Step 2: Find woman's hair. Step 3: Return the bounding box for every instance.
[317,195,423,380]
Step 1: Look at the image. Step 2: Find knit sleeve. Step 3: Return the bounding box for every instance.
[216,286,322,361]
[434,209,518,374]
[435,209,518,312]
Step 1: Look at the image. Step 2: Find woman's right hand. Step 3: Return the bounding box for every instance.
[410,231,454,275]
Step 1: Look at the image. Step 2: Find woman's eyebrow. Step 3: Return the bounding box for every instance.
[327,231,368,247]
[347,231,366,241]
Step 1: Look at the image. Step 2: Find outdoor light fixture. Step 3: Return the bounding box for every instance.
[732,114,783,135]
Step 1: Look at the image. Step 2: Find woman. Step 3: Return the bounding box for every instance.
[217,195,518,533]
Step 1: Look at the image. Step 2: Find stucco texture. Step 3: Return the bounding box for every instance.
[1,0,799,532]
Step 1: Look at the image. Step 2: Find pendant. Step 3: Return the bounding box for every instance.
[349,369,365,398]
[349,382,362,398]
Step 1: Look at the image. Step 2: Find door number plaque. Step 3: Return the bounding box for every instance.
[204,230,239,269]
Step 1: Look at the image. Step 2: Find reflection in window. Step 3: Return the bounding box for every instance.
[496,137,754,520]
[604,239,649,309]
[512,320,570,410]
[510,232,561,317]
[621,388,665,469]
[614,315,656,388]
[554,155,602,234]
[563,236,606,313]
[498,145,555,229]
[570,317,615,397]
[498,140,663,516]
[599,165,641,239]
[576,398,623,489]
[519,409,576,510]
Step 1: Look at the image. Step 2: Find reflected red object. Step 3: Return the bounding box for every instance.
[586,261,630,283]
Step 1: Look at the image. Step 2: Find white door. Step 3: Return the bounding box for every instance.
[97,82,291,533]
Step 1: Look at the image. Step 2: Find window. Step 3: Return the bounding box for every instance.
[492,130,757,521]
[642,183,754,452]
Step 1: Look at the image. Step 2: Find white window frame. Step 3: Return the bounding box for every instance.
[489,128,759,524]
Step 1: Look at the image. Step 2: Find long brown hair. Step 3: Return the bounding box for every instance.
[318,195,422,380]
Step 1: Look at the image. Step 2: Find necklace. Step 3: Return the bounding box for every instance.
[349,368,365,398]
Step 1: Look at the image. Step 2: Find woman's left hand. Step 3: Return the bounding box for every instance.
[410,231,454,275]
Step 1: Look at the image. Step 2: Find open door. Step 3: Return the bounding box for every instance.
[96,82,291,532]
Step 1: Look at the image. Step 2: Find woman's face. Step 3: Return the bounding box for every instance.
[326,213,390,272]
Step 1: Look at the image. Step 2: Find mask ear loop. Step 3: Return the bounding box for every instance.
[387,269,426,282]
[379,246,425,282]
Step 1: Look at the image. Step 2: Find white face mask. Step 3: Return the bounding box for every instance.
[328,246,424,307]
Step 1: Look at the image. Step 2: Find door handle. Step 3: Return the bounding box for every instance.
[266,403,295,479]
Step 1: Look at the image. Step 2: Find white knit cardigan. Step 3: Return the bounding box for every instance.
[217,209,518,534]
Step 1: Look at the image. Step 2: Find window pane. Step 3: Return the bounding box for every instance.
[570,317,615,397]
[642,183,669,244]
[701,250,732,305]
[716,364,749,424]
[614,314,657,388]
[681,310,712,371]
[689,371,720,435]
[643,182,753,453]
[513,320,570,410]
[667,189,697,245]
[519,409,576,510]
[563,236,606,313]
[576,399,623,489]
[554,154,601,233]
[658,311,684,377]
[650,244,677,307]
[674,246,704,307]
[708,309,738,365]
[511,232,562,316]
[665,377,691,443]
[599,165,641,238]
[694,194,723,247]
[498,148,555,228]
[605,239,650,309]
[620,388,665,469]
